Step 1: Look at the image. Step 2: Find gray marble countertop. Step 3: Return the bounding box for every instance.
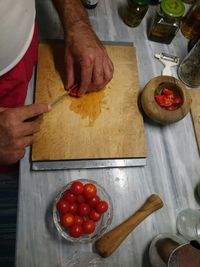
[15,1,200,267]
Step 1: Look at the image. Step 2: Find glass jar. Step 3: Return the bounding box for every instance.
[148,0,185,44]
[123,0,150,27]
[178,38,200,87]
[81,0,99,9]
[180,0,200,40]
[176,208,200,241]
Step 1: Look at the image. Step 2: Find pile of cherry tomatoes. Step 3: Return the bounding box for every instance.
[56,180,109,238]
[155,87,182,111]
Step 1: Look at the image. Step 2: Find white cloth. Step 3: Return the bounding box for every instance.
[0,0,35,76]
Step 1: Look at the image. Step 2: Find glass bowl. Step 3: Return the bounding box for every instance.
[53,179,113,243]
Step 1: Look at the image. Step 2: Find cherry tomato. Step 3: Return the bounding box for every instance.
[56,199,69,214]
[82,220,96,234]
[89,210,101,222]
[163,88,173,96]
[74,215,84,225]
[68,202,78,215]
[155,95,173,108]
[69,224,83,238]
[69,87,79,98]
[63,190,76,203]
[60,213,75,228]
[70,181,84,195]
[83,183,97,199]
[95,200,108,213]
[76,194,86,204]
[173,96,182,106]
[87,195,100,208]
[78,203,90,217]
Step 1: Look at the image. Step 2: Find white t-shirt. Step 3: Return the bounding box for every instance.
[0,0,35,76]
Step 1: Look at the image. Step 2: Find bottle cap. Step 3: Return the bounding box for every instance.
[129,0,150,5]
[161,0,185,18]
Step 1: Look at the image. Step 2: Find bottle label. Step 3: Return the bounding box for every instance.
[83,0,98,6]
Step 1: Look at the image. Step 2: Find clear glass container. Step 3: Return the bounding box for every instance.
[123,0,149,27]
[148,0,185,44]
[176,208,200,241]
[178,38,200,87]
[181,0,200,40]
[53,179,113,243]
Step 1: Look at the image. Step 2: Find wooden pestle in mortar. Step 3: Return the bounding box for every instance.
[95,194,164,258]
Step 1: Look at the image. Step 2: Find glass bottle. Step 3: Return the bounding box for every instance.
[148,0,185,44]
[150,0,161,5]
[123,0,150,28]
[81,0,99,9]
[180,0,200,40]
[178,38,200,87]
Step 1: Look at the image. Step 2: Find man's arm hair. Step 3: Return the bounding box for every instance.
[52,0,91,34]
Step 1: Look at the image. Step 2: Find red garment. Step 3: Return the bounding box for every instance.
[0,23,39,173]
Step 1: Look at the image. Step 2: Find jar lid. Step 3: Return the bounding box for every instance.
[161,0,185,18]
[129,0,150,5]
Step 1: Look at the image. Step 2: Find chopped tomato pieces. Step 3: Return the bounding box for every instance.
[155,87,182,111]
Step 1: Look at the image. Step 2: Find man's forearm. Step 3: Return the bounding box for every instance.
[52,0,90,34]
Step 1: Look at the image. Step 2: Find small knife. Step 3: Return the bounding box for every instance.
[50,84,79,108]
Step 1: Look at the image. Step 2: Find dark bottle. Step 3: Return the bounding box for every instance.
[123,0,150,28]
[148,0,185,44]
[181,0,200,40]
[150,0,161,5]
[82,0,98,9]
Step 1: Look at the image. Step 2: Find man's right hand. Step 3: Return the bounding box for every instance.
[0,103,50,165]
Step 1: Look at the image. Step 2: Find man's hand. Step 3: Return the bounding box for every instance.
[0,103,50,165]
[52,0,114,96]
[65,22,114,96]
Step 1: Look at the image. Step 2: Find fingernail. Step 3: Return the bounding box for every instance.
[48,104,52,111]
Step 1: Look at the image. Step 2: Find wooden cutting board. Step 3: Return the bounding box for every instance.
[190,89,200,153]
[31,43,146,163]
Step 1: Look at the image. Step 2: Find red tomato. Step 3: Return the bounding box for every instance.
[69,224,83,238]
[78,203,90,217]
[77,194,86,204]
[69,87,79,98]
[82,220,96,234]
[89,210,101,222]
[69,202,78,215]
[74,215,84,225]
[173,96,182,106]
[56,199,69,214]
[83,183,97,199]
[87,195,100,208]
[155,95,173,108]
[163,88,173,96]
[60,213,75,228]
[95,200,108,213]
[70,181,84,195]
[63,190,76,203]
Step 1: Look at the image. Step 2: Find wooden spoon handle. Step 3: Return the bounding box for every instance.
[95,194,163,258]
